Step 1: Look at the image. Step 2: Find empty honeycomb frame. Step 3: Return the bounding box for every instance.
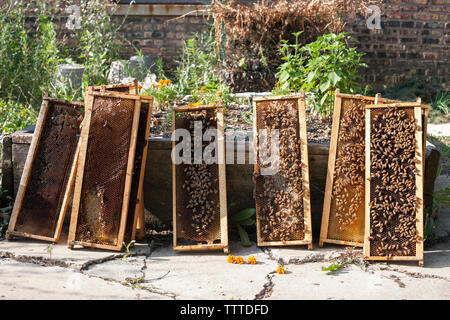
[172,105,229,253]
[68,91,142,251]
[6,97,84,242]
[91,80,153,241]
[253,93,313,248]
[364,102,426,266]
[319,91,400,248]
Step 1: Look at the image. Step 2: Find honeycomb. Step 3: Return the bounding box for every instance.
[368,107,420,258]
[175,109,222,244]
[75,95,137,246]
[254,99,306,242]
[15,102,82,237]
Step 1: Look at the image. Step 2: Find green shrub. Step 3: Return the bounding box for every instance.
[0,99,38,135]
[175,28,221,95]
[0,1,60,108]
[274,32,367,118]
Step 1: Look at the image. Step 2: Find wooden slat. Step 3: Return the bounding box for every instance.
[319,89,342,247]
[53,138,82,241]
[172,108,178,250]
[216,108,229,254]
[363,108,372,259]
[6,99,50,239]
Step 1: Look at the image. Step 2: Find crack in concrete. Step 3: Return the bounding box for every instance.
[254,272,275,300]
[0,251,72,268]
[379,265,449,281]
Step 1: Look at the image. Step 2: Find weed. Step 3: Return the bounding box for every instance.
[229,207,256,247]
[46,244,54,260]
[122,240,136,259]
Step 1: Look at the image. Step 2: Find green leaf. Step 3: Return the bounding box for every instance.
[328,71,341,86]
[238,218,255,226]
[236,224,252,247]
[319,79,331,93]
[322,263,346,272]
[230,208,256,223]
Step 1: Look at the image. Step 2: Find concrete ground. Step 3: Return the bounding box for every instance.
[1,176,449,300]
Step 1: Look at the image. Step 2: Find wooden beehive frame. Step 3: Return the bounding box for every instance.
[68,91,142,251]
[364,102,426,266]
[6,97,84,243]
[172,105,229,253]
[253,93,313,248]
[90,82,153,241]
[319,91,400,248]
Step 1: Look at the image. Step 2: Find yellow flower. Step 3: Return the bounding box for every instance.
[327,90,335,96]
[276,82,280,87]
[236,256,245,265]
[247,256,257,265]
[138,85,142,89]
[217,91,222,97]
[276,266,285,274]
[164,79,171,85]
[210,102,217,105]
[227,255,236,263]
[193,102,201,106]
[158,79,165,85]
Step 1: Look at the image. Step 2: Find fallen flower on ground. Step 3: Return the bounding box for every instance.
[276,266,285,274]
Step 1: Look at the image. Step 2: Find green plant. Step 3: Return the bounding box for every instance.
[0,99,38,135]
[0,0,60,108]
[76,0,123,86]
[229,208,256,247]
[175,28,221,95]
[432,91,450,115]
[275,32,367,118]
[122,240,136,259]
[143,82,179,110]
[189,84,234,109]
[46,244,54,260]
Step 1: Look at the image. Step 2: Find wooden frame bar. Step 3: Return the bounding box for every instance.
[172,105,229,253]
[6,97,84,243]
[364,104,424,266]
[319,92,402,248]
[253,92,313,248]
[68,91,142,251]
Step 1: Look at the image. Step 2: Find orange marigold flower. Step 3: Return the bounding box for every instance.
[227,255,236,263]
[158,79,165,85]
[164,79,171,85]
[200,86,207,91]
[138,85,143,89]
[276,266,285,274]
[236,256,245,264]
[217,91,222,97]
[247,256,257,265]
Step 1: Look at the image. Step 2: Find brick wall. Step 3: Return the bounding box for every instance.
[113,1,449,90]
[345,0,449,90]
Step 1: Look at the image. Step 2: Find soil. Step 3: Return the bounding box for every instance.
[149,103,332,144]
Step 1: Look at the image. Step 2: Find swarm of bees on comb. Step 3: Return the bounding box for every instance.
[180,111,219,238]
[332,99,366,231]
[369,107,421,257]
[256,101,305,242]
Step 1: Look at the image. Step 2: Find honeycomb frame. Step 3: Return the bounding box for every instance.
[6,97,84,243]
[319,91,400,248]
[253,93,313,248]
[364,102,426,266]
[172,105,229,253]
[68,91,142,251]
